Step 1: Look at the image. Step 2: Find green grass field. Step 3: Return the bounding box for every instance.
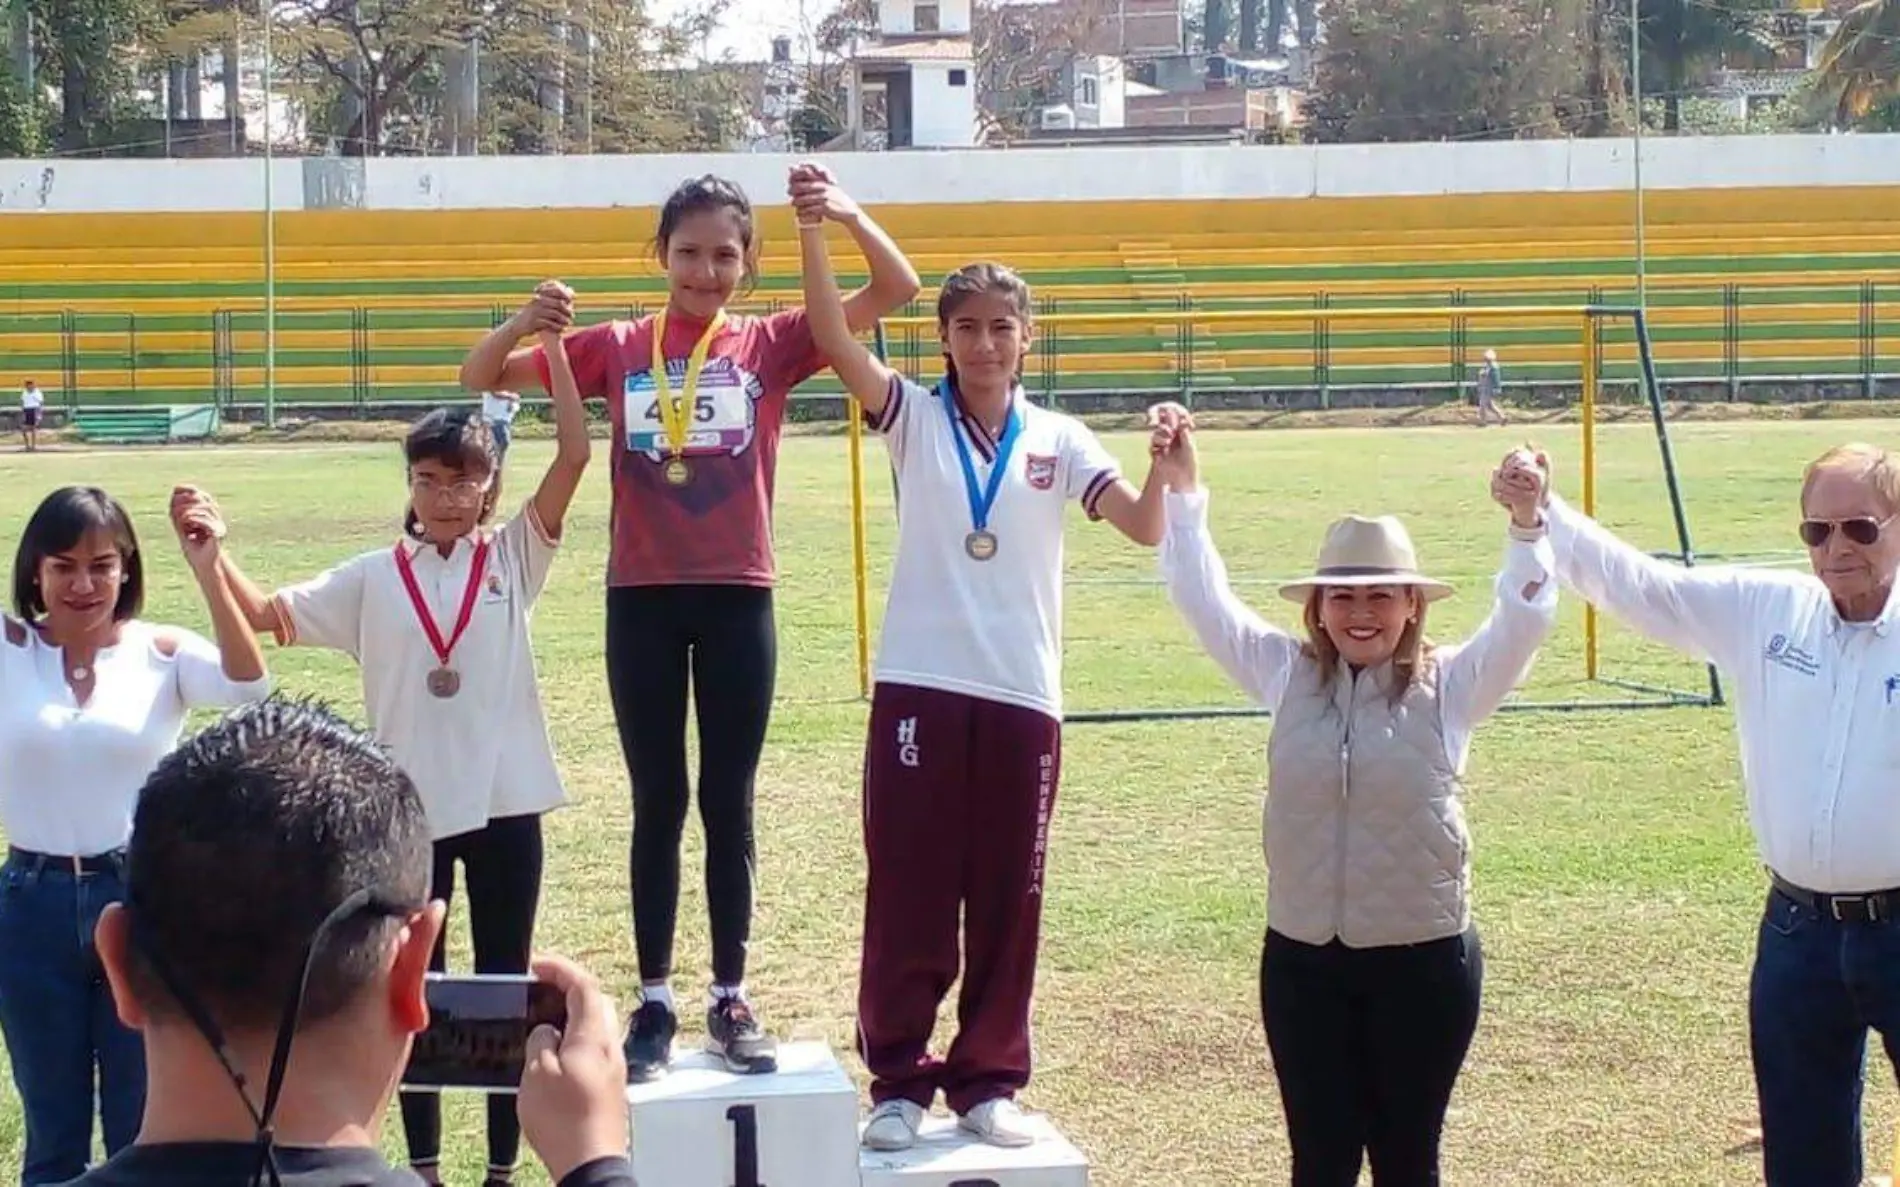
[0,417,1896,1185]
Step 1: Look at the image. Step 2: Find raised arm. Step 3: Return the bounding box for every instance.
[797,203,901,420]
[800,165,923,334]
[173,486,281,638]
[1153,416,1302,710]
[171,498,268,688]
[1089,405,1183,546]
[529,322,591,540]
[1497,450,1756,669]
[460,281,576,395]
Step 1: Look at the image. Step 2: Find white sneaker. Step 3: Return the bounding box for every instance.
[958,1097,1036,1148]
[862,1099,924,1151]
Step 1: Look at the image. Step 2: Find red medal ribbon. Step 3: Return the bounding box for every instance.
[392,538,490,670]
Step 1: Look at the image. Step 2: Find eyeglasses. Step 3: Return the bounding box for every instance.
[409,474,493,503]
[1799,515,1895,548]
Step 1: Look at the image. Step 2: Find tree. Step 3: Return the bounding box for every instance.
[29,0,162,153]
[1627,0,1776,133]
[1307,0,1598,142]
[0,55,47,155]
[1202,0,1232,51]
[267,0,567,155]
[1810,0,1900,128]
[974,0,1113,138]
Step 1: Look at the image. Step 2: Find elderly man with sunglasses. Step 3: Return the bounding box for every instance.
[1492,441,1900,1187]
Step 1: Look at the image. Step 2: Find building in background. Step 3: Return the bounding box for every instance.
[842,0,979,148]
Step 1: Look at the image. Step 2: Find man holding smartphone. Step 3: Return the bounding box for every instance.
[71,698,636,1187]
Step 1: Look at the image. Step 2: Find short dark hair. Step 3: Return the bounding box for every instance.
[403,407,501,539]
[12,485,144,622]
[654,174,760,291]
[124,698,432,1032]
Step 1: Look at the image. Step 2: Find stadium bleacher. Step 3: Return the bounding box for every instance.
[1,186,1896,409]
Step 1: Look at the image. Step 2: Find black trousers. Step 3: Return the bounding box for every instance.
[400,813,545,1172]
[605,583,776,987]
[1260,924,1484,1187]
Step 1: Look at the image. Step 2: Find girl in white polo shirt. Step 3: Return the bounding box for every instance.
[796,186,1172,1151]
[192,292,590,1187]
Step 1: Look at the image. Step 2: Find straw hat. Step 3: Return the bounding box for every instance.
[1278,515,1454,604]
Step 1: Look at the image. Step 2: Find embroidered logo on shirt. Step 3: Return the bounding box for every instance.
[1764,633,1820,676]
[1024,453,1057,491]
[1886,674,1900,705]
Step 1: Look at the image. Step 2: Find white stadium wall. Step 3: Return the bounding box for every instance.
[2,134,1899,215]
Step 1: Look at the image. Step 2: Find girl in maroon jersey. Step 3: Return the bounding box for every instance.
[460,166,920,1082]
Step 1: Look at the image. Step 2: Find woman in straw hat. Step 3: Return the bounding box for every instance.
[1149,412,1557,1186]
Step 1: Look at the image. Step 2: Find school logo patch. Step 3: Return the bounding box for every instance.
[1024,453,1057,491]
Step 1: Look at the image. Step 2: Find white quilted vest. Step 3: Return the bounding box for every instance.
[1263,652,1470,948]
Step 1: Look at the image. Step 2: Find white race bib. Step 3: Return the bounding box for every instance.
[623,369,753,454]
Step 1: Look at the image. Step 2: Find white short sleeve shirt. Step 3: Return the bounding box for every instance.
[0,620,272,856]
[273,499,566,841]
[865,376,1121,719]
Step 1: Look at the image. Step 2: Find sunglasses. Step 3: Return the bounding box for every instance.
[1799,515,1894,548]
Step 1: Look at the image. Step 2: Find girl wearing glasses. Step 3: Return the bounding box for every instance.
[190,296,591,1187]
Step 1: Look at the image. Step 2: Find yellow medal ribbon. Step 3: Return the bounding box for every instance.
[650,309,728,461]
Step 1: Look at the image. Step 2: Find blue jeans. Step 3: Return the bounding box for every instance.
[489,419,511,463]
[0,854,144,1185]
[1750,885,1900,1187]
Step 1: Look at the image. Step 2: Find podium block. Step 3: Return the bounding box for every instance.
[859,1113,1090,1187]
[626,1040,859,1187]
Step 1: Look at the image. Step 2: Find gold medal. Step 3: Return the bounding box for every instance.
[965,530,999,561]
[651,309,728,478]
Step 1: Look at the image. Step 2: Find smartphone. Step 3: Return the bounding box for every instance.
[401,973,567,1093]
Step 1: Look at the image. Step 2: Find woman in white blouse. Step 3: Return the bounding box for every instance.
[1149,413,1555,1187]
[0,485,269,1185]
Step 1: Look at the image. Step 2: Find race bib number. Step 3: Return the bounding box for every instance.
[623,369,753,455]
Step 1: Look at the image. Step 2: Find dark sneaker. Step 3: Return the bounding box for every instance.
[705,995,778,1075]
[624,999,677,1083]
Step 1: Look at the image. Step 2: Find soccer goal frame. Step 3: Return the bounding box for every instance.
[842,304,1726,723]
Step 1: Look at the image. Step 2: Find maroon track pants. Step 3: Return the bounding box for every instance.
[856,681,1062,1115]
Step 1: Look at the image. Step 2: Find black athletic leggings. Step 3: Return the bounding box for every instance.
[605,584,776,987]
[1260,924,1484,1187]
[400,813,545,1174]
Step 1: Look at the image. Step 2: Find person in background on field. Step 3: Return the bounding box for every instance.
[1494,441,1900,1187]
[798,188,1172,1149]
[76,697,637,1187]
[1155,413,1555,1186]
[1476,349,1505,426]
[484,389,522,464]
[185,292,591,1187]
[456,165,920,1084]
[0,485,270,1184]
[20,378,44,452]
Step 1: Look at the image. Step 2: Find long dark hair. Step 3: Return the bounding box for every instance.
[402,408,500,540]
[12,485,144,622]
[654,174,760,294]
[936,262,1034,389]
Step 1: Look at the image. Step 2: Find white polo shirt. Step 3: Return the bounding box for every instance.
[21,386,42,411]
[1546,493,1900,893]
[273,499,567,841]
[867,375,1121,720]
